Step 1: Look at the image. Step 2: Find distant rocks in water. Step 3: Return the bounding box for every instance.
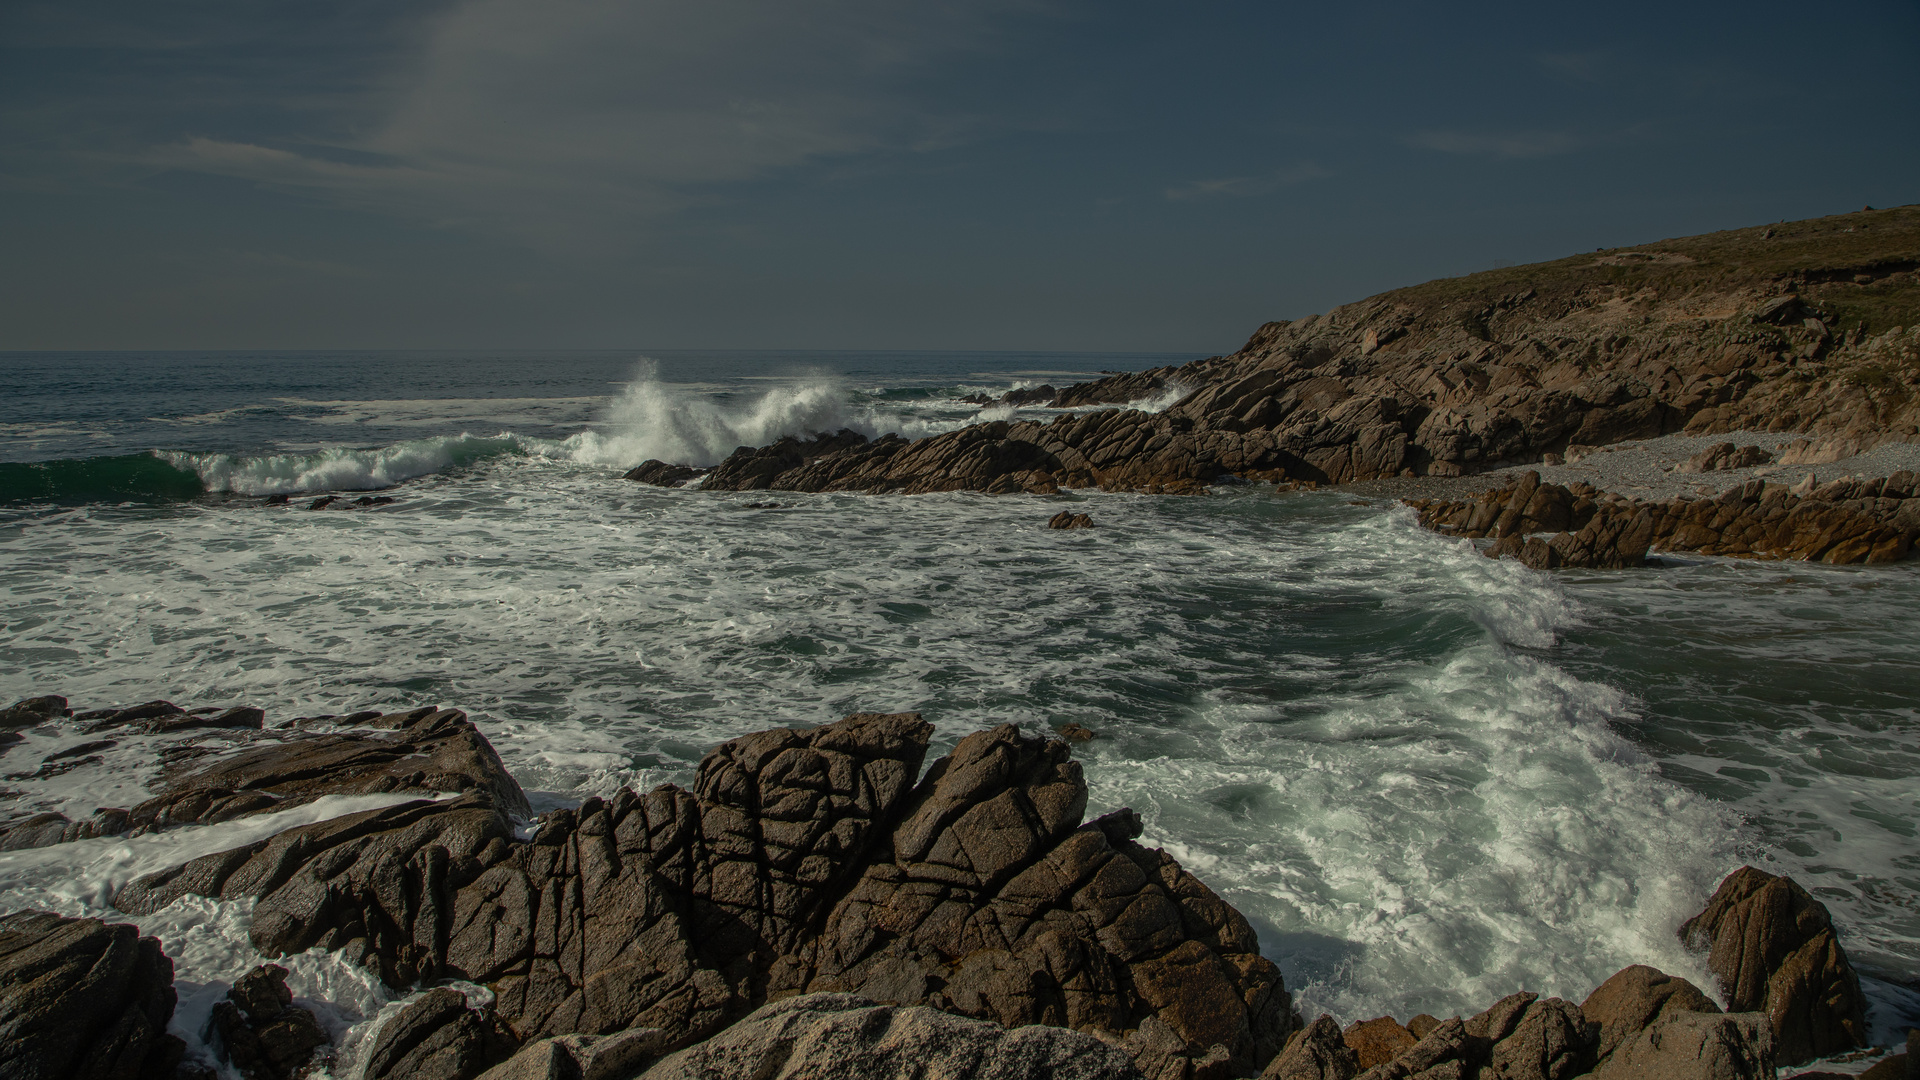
[624,461,713,488]
[1049,510,1096,529]
[960,384,1061,409]
[0,911,185,1080]
[1411,469,1919,567]
[1,694,69,728]
[1678,442,1773,473]
[0,695,1884,1080]
[304,494,396,510]
[1055,722,1097,742]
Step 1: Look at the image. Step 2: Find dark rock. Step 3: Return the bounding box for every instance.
[1679,443,1772,473]
[1,695,69,728]
[362,988,518,1080]
[1263,1015,1359,1080]
[308,496,337,510]
[623,462,711,488]
[1678,865,1867,1064]
[209,964,332,1080]
[1858,1051,1908,1080]
[0,911,184,1080]
[476,1026,672,1080]
[1588,1010,1773,1080]
[1056,723,1096,742]
[1581,964,1719,1065]
[627,992,1145,1080]
[1049,511,1096,529]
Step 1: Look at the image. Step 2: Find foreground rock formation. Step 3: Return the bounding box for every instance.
[1410,469,1920,567]
[631,207,1919,495]
[0,696,1884,1080]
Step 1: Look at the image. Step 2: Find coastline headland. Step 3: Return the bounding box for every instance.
[0,695,1886,1080]
[630,205,1920,566]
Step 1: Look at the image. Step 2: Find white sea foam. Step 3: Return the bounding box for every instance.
[166,434,529,494]
[3,427,1916,1043]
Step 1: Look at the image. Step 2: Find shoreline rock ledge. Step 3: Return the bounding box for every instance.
[0,697,1887,1080]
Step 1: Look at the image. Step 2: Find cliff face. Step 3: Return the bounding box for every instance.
[685,206,1920,494]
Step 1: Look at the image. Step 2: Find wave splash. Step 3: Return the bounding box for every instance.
[562,363,858,468]
[166,434,530,496]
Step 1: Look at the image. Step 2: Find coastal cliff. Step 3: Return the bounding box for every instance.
[640,206,1919,496]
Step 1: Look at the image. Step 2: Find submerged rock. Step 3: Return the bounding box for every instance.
[623,461,711,488]
[0,911,184,1080]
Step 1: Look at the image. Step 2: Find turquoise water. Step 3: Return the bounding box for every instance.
[0,350,1914,1068]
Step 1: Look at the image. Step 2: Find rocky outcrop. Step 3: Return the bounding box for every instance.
[0,701,529,851]
[1411,470,1919,567]
[1050,511,1096,529]
[1678,443,1771,473]
[209,964,333,1080]
[1588,1012,1774,1080]
[1678,866,1867,1065]
[0,911,184,1080]
[103,712,1290,1080]
[1579,965,1719,1065]
[595,992,1147,1080]
[675,208,1919,495]
[623,462,711,488]
[362,988,520,1080]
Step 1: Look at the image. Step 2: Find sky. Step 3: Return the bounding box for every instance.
[2,1,1916,352]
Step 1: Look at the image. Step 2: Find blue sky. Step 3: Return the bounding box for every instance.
[3,1,1916,351]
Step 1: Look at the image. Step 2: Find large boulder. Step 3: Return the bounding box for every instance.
[362,988,518,1080]
[1261,1015,1359,1080]
[1579,964,1719,1065]
[0,911,183,1080]
[628,992,1145,1080]
[1589,1010,1774,1080]
[1679,866,1867,1065]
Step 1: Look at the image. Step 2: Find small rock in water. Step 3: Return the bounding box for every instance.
[209,964,333,1080]
[624,460,711,487]
[1048,510,1095,529]
[307,496,337,510]
[1055,723,1096,742]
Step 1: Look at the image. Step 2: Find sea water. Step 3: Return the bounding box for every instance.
[1,350,1915,1072]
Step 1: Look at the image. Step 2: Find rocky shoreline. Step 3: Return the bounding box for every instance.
[1,695,1905,1080]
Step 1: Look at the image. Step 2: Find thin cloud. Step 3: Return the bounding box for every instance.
[1164,162,1332,201]
[1536,50,1606,82]
[1408,129,1583,159]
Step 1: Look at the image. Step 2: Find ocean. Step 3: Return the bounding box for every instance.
[1,350,1916,1070]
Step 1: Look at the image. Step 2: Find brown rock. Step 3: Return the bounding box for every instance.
[0,911,184,1080]
[622,461,710,487]
[362,988,518,1080]
[209,964,332,1080]
[1589,1010,1773,1080]
[1263,1015,1359,1080]
[1,695,69,728]
[1049,511,1096,529]
[1581,964,1719,1064]
[1678,866,1867,1064]
[1344,1017,1417,1068]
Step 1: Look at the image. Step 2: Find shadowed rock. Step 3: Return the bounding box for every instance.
[209,964,333,1080]
[0,911,184,1080]
[363,988,519,1080]
[1679,865,1867,1065]
[608,992,1145,1080]
[1262,1015,1359,1080]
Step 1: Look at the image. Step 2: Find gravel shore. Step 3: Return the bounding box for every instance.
[1339,433,1920,502]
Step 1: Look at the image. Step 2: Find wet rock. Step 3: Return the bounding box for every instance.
[1580,964,1719,1064]
[1049,511,1096,529]
[1678,865,1867,1064]
[1262,1015,1359,1080]
[629,992,1145,1080]
[308,496,337,510]
[0,911,184,1080]
[1588,1010,1774,1080]
[623,462,711,488]
[117,712,1293,1079]
[1055,723,1096,742]
[209,964,332,1080]
[363,988,519,1080]
[1,695,69,728]
[1343,1017,1417,1068]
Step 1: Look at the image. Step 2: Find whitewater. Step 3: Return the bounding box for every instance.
[1,349,1916,1074]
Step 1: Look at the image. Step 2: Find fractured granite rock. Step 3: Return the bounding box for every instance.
[0,911,184,1080]
[1678,865,1867,1065]
[208,963,333,1080]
